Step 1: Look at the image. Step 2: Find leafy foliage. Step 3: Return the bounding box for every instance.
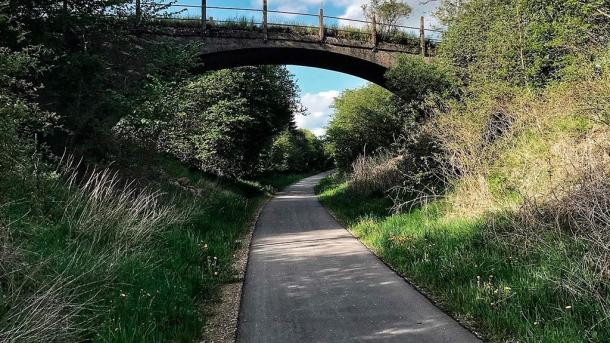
[325,84,404,171]
[385,55,454,103]
[0,46,57,192]
[362,0,413,35]
[115,66,302,178]
[437,0,610,87]
[263,129,328,173]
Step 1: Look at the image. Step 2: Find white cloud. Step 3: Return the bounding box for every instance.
[337,0,441,33]
[295,90,341,137]
[311,128,327,137]
[247,0,441,32]
[337,1,368,28]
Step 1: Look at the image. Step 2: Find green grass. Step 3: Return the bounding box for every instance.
[316,174,610,343]
[0,155,309,342]
[256,172,318,192]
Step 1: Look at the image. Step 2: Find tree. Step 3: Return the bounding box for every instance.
[437,0,610,88]
[115,66,302,178]
[385,55,454,104]
[265,129,328,173]
[362,0,412,35]
[325,84,405,171]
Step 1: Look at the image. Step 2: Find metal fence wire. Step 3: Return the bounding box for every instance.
[110,0,442,53]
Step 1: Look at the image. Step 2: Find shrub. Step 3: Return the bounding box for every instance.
[325,84,405,171]
[264,129,328,173]
[0,47,56,188]
[349,151,404,196]
[506,141,610,305]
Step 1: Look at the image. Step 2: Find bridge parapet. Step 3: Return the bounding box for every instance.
[122,1,441,85]
[120,1,441,56]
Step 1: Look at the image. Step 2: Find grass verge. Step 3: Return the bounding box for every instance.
[0,154,309,342]
[316,174,610,343]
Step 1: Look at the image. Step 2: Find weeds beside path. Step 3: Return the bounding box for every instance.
[0,155,313,342]
[316,175,610,343]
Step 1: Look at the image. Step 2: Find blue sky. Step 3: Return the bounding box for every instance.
[159,0,440,135]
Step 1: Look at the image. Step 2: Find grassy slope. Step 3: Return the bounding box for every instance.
[316,72,610,342]
[0,155,308,342]
[317,175,609,342]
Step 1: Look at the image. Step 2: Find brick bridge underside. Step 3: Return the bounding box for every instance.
[174,30,425,86]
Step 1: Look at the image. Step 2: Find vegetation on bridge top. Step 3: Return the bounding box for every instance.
[137,16,428,47]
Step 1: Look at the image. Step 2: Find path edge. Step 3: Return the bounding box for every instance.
[315,177,487,342]
[201,196,270,343]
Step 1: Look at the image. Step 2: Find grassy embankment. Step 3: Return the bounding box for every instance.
[0,154,307,341]
[316,84,610,342]
[317,177,608,342]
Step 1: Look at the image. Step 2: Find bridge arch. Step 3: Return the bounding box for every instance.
[186,32,424,87]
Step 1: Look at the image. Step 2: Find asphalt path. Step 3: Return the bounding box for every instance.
[237,173,482,343]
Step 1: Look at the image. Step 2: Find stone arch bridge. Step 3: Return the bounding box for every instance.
[131,1,439,85]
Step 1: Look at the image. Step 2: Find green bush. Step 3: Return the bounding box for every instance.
[115,66,302,178]
[385,55,454,103]
[264,129,328,173]
[325,84,405,170]
[437,0,610,87]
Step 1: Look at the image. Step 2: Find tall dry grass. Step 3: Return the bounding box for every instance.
[502,135,610,320]
[0,275,99,343]
[0,157,192,341]
[427,63,610,323]
[349,151,404,196]
[59,157,190,257]
[1,209,97,342]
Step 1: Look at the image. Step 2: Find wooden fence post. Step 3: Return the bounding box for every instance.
[371,14,378,47]
[263,0,268,41]
[202,0,207,32]
[62,0,69,34]
[319,8,325,42]
[135,0,141,22]
[420,16,426,56]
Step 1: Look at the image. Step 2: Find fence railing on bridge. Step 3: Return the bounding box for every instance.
[122,0,442,55]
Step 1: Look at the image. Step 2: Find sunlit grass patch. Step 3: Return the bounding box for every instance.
[316,175,610,342]
[0,154,310,341]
